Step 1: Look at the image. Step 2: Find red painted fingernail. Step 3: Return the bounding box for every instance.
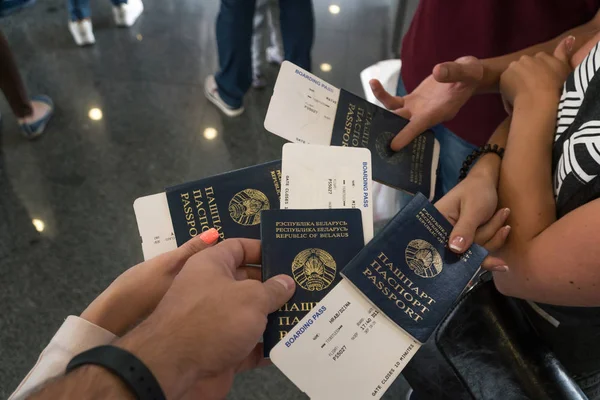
[199,228,219,244]
[449,236,465,252]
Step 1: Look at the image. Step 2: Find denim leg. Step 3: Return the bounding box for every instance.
[68,0,91,20]
[278,0,313,71]
[214,0,256,109]
[432,125,476,199]
[252,0,268,78]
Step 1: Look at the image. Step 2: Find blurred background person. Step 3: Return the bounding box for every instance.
[251,0,284,89]
[205,0,313,117]
[67,0,143,46]
[0,29,53,139]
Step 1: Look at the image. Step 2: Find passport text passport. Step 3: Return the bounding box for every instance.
[261,208,364,356]
[166,161,281,246]
[342,193,488,343]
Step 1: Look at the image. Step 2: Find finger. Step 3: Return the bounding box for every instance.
[176,228,220,262]
[369,79,404,110]
[434,195,460,225]
[257,274,296,314]
[483,225,511,253]
[235,265,262,281]
[448,204,487,254]
[207,238,262,275]
[481,255,509,273]
[390,116,430,151]
[392,107,412,120]
[553,35,575,64]
[474,208,510,245]
[433,56,483,83]
[536,52,571,76]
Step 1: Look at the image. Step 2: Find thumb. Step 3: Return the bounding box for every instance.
[433,56,483,84]
[554,35,575,64]
[390,116,429,151]
[448,205,482,254]
[260,274,296,314]
[176,228,220,260]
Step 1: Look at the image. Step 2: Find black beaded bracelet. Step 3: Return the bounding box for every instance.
[66,345,166,400]
[458,143,505,182]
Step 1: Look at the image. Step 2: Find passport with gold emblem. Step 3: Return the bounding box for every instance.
[165,161,281,246]
[341,193,488,343]
[261,208,364,356]
[264,61,440,199]
[269,194,487,399]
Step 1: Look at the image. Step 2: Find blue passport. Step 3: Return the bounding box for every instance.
[165,160,281,246]
[261,208,364,356]
[330,89,438,198]
[341,193,487,343]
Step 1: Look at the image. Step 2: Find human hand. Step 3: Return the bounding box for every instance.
[435,170,510,272]
[117,238,296,400]
[500,36,574,113]
[80,228,220,336]
[370,56,484,150]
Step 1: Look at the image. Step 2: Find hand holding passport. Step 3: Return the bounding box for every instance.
[132,62,489,400]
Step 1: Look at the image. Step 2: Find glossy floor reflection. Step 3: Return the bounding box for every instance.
[0,0,411,397]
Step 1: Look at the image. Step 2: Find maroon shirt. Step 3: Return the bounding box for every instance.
[401,0,600,146]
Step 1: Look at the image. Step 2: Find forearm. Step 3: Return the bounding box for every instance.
[498,98,558,246]
[478,16,600,93]
[27,365,134,400]
[25,317,198,400]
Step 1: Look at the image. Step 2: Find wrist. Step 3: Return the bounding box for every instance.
[513,91,560,111]
[468,152,502,186]
[115,316,200,399]
[479,58,501,93]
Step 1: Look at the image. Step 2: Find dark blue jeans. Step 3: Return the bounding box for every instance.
[215,0,314,108]
[68,0,127,21]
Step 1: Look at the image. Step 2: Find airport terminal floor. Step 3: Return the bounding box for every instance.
[0,0,413,398]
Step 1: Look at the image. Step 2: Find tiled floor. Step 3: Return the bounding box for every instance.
[0,0,413,397]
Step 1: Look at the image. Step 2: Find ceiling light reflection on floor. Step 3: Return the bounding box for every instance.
[137,34,143,41]
[32,219,45,232]
[320,63,332,72]
[203,127,218,140]
[329,4,340,14]
[88,108,103,121]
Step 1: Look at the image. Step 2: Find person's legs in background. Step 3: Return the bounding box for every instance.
[67,0,95,46]
[0,0,37,17]
[278,0,313,72]
[111,0,144,29]
[0,29,53,139]
[251,0,268,89]
[206,0,256,117]
[265,0,283,65]
[67,0,143,46]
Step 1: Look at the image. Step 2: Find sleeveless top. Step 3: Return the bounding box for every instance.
[527,40,600,375]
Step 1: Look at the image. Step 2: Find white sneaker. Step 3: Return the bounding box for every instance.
[266,46,284,65]
[68,19,96,46]
[113,0,144,27]
[204,75,244,117]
